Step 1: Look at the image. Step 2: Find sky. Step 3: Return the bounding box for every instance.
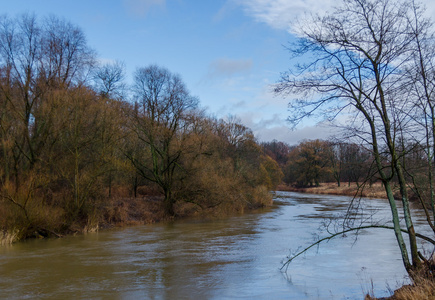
[3,0,435,145]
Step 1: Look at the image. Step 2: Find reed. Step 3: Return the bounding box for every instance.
[0,229,20,246]
[392,278,435,300]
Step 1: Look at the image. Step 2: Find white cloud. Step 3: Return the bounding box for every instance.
[257,124,334,145]
[228,0,435,145]
[233,0,335,31]
[123,0,166,17]
[236,111,335,145]
[234,0,435,32]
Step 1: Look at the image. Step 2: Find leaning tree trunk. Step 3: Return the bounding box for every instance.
[383,180,412,271]
[395,162,422,272]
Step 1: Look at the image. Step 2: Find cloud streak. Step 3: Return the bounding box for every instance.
[233,0,335,31]
[206,58,252,79]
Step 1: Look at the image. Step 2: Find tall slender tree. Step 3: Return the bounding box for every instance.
[276,0,435,275]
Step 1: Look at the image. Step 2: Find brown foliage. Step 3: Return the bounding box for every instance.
[0,15,279,244]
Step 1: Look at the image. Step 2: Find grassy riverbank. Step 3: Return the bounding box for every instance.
[365,276,435,300]
[277,182,388,199]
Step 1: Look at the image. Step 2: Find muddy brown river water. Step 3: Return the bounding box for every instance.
[1,191,432,299]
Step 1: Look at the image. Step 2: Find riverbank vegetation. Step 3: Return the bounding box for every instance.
[278,182,387,199]
[365,272,435,300]
[267,137,432,202]
[0,14,283,244]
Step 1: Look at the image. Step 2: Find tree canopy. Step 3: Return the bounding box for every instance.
[0,14,281,241]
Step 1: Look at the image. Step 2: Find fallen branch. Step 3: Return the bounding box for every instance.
[281,225,435,272]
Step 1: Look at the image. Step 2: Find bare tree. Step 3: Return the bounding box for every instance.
[276,0,435,276]
[41,15,96,87]
[0,14,95,181]
[406,1,435,229]
[93,60,126,99]
[127,65,198,215]
[0,13,97,237]
[261,140,291,168]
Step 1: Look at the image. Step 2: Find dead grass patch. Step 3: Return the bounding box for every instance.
[365,277,435,300]
[278,182,388,199]
[392,279,435,300]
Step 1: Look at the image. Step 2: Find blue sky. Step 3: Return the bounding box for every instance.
[4,0,435,144]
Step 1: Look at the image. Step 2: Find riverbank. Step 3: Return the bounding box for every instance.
[277,182,388,199]
[0,186,273,245]
[365,276,435,300]
[100,195,263,228]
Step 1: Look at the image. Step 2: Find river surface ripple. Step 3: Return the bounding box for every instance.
[1,191,432,299]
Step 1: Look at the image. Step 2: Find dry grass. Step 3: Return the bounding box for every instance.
[365,277,435,300]
[0,229,20,246]
[392,280,435,300]
[278,182,388,199]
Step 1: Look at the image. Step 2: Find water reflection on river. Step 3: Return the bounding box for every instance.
[1,192,430,299]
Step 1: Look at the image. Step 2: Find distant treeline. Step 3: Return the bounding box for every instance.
[262,139,373,187]
[263,138,433,199]
[0,14,283,242]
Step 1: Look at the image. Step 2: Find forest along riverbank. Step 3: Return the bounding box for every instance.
[0,192,422,299]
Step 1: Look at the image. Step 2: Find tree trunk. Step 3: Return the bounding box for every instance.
[164,189,175,216]
[383,180,411,271]
[133,175,138,198]
[395,163,422,270]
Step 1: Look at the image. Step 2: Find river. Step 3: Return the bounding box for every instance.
[0,191,432,299]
